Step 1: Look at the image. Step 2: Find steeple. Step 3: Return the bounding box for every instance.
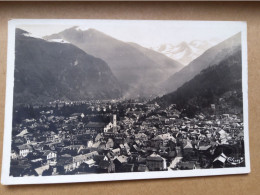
[113,114,117,133]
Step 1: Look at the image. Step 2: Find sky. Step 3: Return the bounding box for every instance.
[17,20,244,48]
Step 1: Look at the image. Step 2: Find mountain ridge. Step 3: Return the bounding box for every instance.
[151,40,214,65]
[156,48,242,117]
[14,28,122,105]
[44,27,183,98]
[161,32,242,94]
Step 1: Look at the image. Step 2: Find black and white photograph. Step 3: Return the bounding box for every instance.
[1,19,250,185]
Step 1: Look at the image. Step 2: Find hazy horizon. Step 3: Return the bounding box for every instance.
[17,20,243,49]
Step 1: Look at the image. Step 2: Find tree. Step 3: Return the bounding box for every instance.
[57,166,65,175]
[21,167,38,176]
[49,122,57,134]
[199,155,212,168]
[42,166,53,176]
[78,163,92,172]
[28,105,36,118]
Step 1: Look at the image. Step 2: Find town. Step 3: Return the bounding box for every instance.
[10,93,245,177]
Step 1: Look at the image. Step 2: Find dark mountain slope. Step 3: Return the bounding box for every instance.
[162,33,241,94]
[44,27,183,98]
[156,48,242,113]
[14,29,122,105]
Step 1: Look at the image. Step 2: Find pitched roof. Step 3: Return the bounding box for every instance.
[154,133,176,142]
[16,129,29,137]
[85,159,95,165]
[35,165,50,175]
[86,122,106,128]
[115,155,128,163]
[112,148,120,154]
[147,153,164,161]
[183,141,193,149]
[147,156,164,161]
[213,153,227,163]
[92,141,101,148]
[124,143,130,149]
[198,145,211,151]
[42,150,56,156]
[17,144,32,150]
[71,113,83,117]
[73,151,99,162]
[132,144,141,152]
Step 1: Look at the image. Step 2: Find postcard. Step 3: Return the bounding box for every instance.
[1,19,250,185]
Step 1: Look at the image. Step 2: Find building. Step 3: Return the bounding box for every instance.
[85,122,107,133]
[178,161,196,170]
[113,114,117,133]
[98,160,115,173]
[213,153,227,168]
[43,151,57,164]
[17,144,32,157]
[86,115,117,133]
[146,153,167,171]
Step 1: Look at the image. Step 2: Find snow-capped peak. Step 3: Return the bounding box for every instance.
[48,39,70,44]
[75,26,83,31]
[75,26,90,31]
[189,40,204,47]
[151,40,215,65]
[22,32,42,39]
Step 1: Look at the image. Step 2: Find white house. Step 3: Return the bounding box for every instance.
[18,144,32,157]
[43,151,57,164]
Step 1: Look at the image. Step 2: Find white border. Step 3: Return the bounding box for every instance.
[1,19,250,185]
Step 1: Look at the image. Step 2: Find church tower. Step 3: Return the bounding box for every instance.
[113,114,117,133]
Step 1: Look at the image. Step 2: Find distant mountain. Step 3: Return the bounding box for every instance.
[44,27,183,98]
[14,29,122,105]
[127,42,182,72]
[161,33,241,94]
[156,47,242,115]
[151,40,214,65]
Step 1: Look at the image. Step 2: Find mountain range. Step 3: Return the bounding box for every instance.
[151,40,215,65]
[14,29,122,105]
[161,32,241,94]
[14,27,242,106]
[157,46,242,116]
[44,27,183,98]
